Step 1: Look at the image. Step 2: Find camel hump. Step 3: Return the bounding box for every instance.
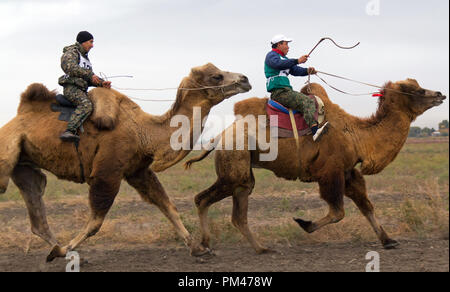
[20,83,56,103]
[18,83,57,114]
[88,88,122,130]
[18,84,122,131]
[234,97,269,117]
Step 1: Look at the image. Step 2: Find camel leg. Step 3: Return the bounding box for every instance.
[126,168,205,256]
[0,126,23,194]
[0,176,8,194]
[194,149,265,253]
[47,175,121,262]
[294,172,346,233]
[11,164,58,247]
[195,179,269,254]
[195,181,231,250]
[231,179,272,254]
[345,169,399,249]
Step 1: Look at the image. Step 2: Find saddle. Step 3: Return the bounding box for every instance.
[266,96,325,138]
[50,94,84,132]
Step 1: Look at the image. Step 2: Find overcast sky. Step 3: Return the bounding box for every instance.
[1,0,448,137]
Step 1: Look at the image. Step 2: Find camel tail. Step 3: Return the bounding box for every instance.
[184,148,214,170]
[184,134,223,170]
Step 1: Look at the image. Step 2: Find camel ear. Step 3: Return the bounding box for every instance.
[191,67,203,78]
[399,82,416,93]
[406,78,420,87]
[400,79,420,93]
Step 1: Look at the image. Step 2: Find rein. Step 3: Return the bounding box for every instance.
[312,71,426,98]
[99,72,238,102]
[304,37,377,96]
[314,73,377,96]
[116,82,237,102]
[111,82,238,92]
[304,38,426,98]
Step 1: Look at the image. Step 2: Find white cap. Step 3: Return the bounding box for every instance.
[270,34,293,45]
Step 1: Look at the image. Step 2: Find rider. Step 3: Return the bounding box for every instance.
[58,31,112,142]
[265,34,329,141]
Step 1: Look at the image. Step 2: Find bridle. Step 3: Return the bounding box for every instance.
[188,79,240,100]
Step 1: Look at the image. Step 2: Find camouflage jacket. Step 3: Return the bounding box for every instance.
[58,42,102,91]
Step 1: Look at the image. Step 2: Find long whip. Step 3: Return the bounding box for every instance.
[308,37,360,57]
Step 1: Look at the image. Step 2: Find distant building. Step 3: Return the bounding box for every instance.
[432,131,442,137]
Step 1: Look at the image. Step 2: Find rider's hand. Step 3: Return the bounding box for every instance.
[92,75,101,85]
[102,81,112,89]
[298,55,309,64]
[308,67,317,75]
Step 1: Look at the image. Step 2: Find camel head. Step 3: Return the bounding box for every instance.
[189,63,252,105]
[386,78,446,118]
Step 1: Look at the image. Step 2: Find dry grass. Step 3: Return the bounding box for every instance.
[0,141,447,251]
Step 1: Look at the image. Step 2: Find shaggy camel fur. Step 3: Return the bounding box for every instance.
[0,63,251,261]
[185,79,446,254]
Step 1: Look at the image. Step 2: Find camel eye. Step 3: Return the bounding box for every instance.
[212,74,224,81]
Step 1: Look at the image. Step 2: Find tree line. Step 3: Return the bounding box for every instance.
[409,120,449,137]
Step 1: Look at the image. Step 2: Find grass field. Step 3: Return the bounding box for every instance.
[0,139,448,255]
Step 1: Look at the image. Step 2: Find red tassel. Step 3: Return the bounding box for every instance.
[372,90,384,98]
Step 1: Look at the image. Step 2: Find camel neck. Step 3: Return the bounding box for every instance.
[351,93,413,175]
[144,86,214,172]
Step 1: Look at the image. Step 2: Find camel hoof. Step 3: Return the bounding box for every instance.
[383,239,400,249]
[256,247,276,255]
[203,248,216,257]
[293,217,313,233]
[46,245,67,262]
[190,244,214,257]
[0,177,9,194]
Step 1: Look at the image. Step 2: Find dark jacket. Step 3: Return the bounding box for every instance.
[58,42,102,91]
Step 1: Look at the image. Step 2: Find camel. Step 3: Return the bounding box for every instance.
[184,79,446,254]
[0,63,251,261]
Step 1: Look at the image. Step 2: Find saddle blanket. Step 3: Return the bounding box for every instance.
[51,94,84,132]
[266,98,320,138]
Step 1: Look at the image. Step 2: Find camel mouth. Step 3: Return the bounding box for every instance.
[220,82,251,100]
[239,83,252,92]
[224,83,251,96]
[236,79,252,93]
[433,94,446,106]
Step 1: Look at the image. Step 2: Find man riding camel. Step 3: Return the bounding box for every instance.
[58,31,111,142]
[265,34,329,141]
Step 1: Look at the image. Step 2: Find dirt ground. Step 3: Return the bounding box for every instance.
[0,238,447,272]
[0,191,448,272]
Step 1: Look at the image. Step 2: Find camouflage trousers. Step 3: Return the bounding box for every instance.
[63,85,93,133]
[270,87,317,127]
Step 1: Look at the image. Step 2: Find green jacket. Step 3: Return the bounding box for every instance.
[58,42,101,91]
[264,50,309,92]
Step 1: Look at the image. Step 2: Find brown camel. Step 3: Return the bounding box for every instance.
[184,79,446,254]
[0,63,251,261]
